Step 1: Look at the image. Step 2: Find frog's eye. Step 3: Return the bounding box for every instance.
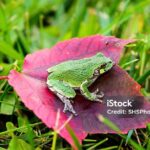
[99,63,107,74]
[100,69,105,74]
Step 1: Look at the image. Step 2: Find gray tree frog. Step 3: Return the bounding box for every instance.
[47,53,115,116]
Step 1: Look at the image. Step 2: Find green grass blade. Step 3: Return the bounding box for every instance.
[66,125,82,150]
[98,115,121,133]
[51,131,58,150]
[87,138,108,150]
[100,146,118,150]
[71,0,86,37]
[121,59,139,68]
[137,69,150,84]
[0,41,23,60]
[121,134,145,150]
[125,129,134,145]
[147,139,150,150]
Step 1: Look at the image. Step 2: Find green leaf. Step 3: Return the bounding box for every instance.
[8,136,32,150]
[0,147,6,150]
[0,94,16,115]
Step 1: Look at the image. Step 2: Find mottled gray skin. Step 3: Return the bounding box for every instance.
[47,53,115,115]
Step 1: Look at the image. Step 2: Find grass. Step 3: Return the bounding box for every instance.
[0,0,150,149]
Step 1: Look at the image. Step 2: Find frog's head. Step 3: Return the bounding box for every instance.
[95,53,115,74]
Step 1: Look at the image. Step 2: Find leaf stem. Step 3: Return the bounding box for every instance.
[0,76,8,80]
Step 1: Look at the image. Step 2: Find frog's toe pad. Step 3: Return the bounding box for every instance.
[95,99,103,102]
[97,91,104,98]
[93,89,104,98]
[92,91,104,102]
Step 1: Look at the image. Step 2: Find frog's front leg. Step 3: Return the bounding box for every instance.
[80,79,104,102]
[47,79,77,116]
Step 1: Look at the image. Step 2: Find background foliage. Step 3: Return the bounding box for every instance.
[0,0,150,149]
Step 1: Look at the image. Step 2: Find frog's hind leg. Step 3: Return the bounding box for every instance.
[47,79,77,115]
[56,93,77,116]
[80,79,104,102]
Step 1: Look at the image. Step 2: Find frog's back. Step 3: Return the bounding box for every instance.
[48,53,104,72]
[47,58,90,73]
[47,53,105,87]
[48,61,99,87]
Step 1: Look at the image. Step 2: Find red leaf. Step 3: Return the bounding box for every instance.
[8,35,150,149]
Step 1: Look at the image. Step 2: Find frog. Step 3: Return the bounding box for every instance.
[47,52,115,116]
